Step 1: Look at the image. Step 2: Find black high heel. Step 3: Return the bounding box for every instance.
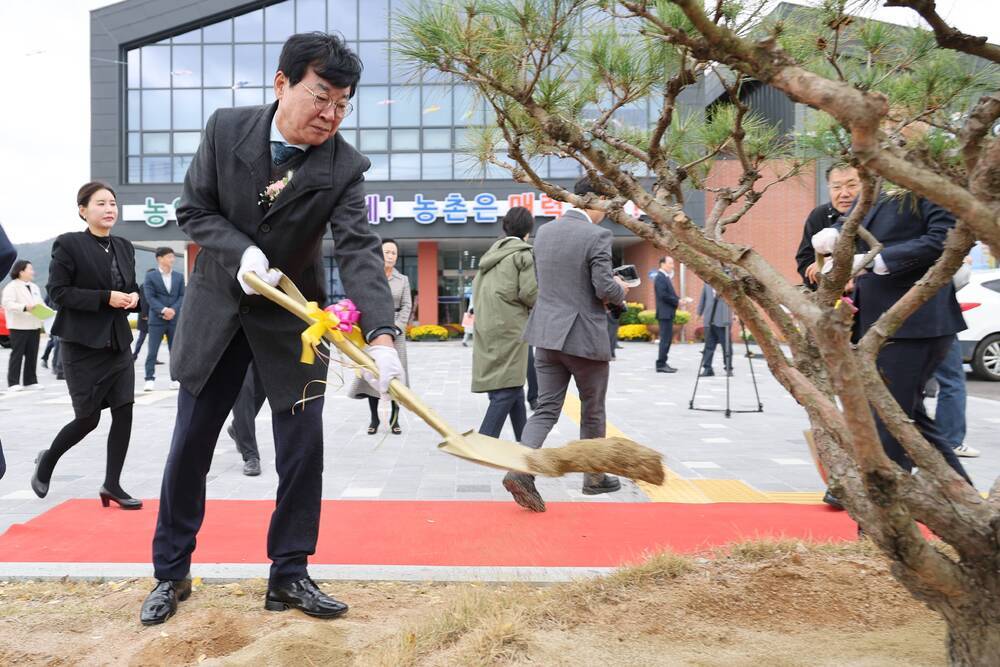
[31,450,49,498]
[99,486,143,510]
[390,421,402,435]
[367,421,379,435]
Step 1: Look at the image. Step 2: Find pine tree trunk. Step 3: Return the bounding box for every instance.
[944,610,1000,665]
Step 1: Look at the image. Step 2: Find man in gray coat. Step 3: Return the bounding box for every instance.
[697,282,733,377]
[503,177,629,512]
[142,33,402,626]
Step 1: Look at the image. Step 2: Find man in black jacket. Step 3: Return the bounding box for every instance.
[795,164,862,289]
[654,257,680,373]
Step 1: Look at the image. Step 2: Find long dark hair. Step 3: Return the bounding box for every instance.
[9,259,30,281]
[77,181,117,221]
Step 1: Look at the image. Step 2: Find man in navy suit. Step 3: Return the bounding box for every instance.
[654,257,680,373]
[812,173,971,484]
[143,247,185,392]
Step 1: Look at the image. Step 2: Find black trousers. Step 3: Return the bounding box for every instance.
[232,362,267,462]
[478,386,527,440]
[8,329,40,386]
[656,319,675,368]
[526,346,538,406]
[875,336,971,484]
[702,324,732,371]
[152,330,324,584]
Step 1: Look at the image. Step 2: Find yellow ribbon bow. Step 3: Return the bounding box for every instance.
[300,302,342,365]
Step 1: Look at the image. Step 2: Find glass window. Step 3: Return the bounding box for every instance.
[265,1,294,42]
[235,44,263,87]
[422,153,452,180]
[390,85,420,126]
[143,156,173,183]
[204,89,232,118]
[265,43,282,80]
[235,87,264,107]
[339,129,357,148]
[367,153,389,180]
[141,45,171,88]
[173,89,202,129]
[423,129,450,149]
[550,155,581,178]
[128,90,141,129]
[422,86,452,127]
[173,132,201,153]
[128,132,140,155]
[392,129,419,150]
[453,85,483,125]
[173,155,195,182]
[202,19,232,43]
[454,153,484,180]
[359,42,388,84]
[171,46,201,88]
[141,90,171,130]
[297,0,327,32]
[328,0,357,39]
[358,86,389,127]
[360,129,388,151]
[234,8,264,42]
[172,28,201,43]
[143,132,170,153]
[265,87,277,104]
[128,157,142,183]
[359,0,388,40]
[203,45,232,87]
[127,49,140,88]
[390,153,419,180]
[486,153,509,179]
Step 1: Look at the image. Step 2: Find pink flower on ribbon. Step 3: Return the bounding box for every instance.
[325,298,361,333]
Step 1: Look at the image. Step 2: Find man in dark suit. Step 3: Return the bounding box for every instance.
[654,257,679,373]
[812,180,971,485]
[142,248,185,391]
[142,33,402,626]
[505,176,629,512]
[697,283,733,377]
[795,164,862,289]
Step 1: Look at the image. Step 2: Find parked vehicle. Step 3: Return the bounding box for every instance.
[957,269,1000,381]
[0,309,9,348]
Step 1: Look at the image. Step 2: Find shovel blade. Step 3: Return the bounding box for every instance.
[437,430,535,474]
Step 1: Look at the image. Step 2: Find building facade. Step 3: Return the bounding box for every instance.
[92,0,823,329]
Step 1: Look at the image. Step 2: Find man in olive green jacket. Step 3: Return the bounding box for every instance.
[471,207,538,440]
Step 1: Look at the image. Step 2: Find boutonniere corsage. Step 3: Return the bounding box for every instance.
[258,171,293,207]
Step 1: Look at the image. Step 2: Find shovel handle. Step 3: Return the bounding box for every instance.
[243,272,461,441]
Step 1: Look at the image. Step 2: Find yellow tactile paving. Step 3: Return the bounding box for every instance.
[559,393,824,505]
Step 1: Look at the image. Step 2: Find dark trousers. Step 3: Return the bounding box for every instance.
[478,386,527,440]
[132,327,147,359]
[526,347,538,406]
[521,348,609,449]
[607,313,620,356]
[8,329,40,387]
[145,321,176,381]
[656,319,675,368]
[42,336,56,362]
[232,363,267,462]
[152,330,324,584]
[702,324,732,371]
[875,336,971,484]
[933,335,966,448]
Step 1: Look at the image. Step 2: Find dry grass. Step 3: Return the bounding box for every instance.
[527,436,666,485]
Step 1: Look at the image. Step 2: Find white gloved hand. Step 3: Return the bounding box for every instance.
[238,246,282,296]
[363,344,404,397]
[820,253,869,276]
[812,227,840,255]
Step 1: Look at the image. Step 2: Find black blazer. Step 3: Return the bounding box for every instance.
[844,195,965,340]
[795,203,840,288]
[47,231,140,349]
[654,271,679,321]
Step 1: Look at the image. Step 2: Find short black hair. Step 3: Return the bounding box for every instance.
[278,32,363,97]
[502,206,534,238]
[659,256,670,266]
[573,175,602,197]
[825,162,856,180]
[155,247,175,258]
[9,259,30,281]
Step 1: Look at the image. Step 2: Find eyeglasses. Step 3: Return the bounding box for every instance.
[301,83,354,118]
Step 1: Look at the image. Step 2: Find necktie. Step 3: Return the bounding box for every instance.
[271,141,301,165]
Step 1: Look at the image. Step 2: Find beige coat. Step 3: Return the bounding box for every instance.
[2,280,44,330]
[349,269,411,398]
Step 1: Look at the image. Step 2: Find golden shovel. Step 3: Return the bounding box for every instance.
[243,272,665,485]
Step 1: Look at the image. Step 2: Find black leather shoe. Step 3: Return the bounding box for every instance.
[656,365,677,373]
[243,458,261,476]
[699,368,715,377]
[31,450,49,499]
[503,472,545,512]
[100,486,143,509]
[265,577,348,618]
[140,577,192,626]
[822,490,845,511]
[582,475,622,495]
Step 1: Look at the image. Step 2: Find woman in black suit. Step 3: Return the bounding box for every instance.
[31,182,143,509]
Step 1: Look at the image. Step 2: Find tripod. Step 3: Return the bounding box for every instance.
[688,291,764,418]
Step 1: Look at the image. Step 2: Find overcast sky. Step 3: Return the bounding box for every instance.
[0,0,997,243]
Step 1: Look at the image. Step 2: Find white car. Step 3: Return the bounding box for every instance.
[957,269,1000,381]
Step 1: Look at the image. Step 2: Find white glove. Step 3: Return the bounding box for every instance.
[363,344,404,397]
[238,246,282,296]
[812,227,840,255]
[820,254,869,275]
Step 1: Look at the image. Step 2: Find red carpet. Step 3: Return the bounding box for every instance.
[0,500,857,568]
